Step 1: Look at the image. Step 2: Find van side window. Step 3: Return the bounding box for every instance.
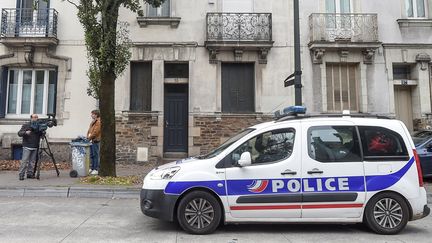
[308,126,362,163]
[358,126,408,161]
[229,129,295,166]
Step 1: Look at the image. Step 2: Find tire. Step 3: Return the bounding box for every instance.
[364,192,409,235]
[177,190,222,234]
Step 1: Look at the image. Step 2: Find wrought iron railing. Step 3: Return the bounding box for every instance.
[1,8,58,38]
[206,13,272,42]
[309,13,378,42]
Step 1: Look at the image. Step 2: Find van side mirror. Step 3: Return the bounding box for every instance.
[237,152,252,167]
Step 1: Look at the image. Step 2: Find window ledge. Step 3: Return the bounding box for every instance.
[397,19,432,27]
[136,17,181,28]
[0,118,29,125]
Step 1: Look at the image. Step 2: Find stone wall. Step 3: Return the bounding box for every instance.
[414,116,432,131]
[115,113,159,164]
[0,142,70,162]
[193,114,273,155]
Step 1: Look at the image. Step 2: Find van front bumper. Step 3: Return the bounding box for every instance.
[140,189,179,222]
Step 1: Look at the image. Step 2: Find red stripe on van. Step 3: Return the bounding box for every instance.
[230,204,363,210]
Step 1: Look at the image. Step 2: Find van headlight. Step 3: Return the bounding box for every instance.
[149,166,181,180]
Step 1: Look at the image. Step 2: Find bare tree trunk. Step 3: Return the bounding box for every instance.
[99,71,116,177]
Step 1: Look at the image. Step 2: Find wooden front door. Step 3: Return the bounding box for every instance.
[164,84,188,153]
[394,86,413,132]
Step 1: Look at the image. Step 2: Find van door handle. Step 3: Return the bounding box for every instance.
[281,169,297,175]
[307,169,324,174]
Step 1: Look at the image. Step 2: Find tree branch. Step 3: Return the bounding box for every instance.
[65,0,79,9]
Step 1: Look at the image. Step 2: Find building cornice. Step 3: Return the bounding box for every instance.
[132,42,198,47]
[383,43,432,49]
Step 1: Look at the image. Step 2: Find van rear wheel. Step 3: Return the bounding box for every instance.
[364,192,409,235]
[177,191,221,234]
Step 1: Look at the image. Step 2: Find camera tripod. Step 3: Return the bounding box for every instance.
[33,133,60,179]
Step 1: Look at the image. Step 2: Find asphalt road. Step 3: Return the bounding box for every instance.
[0,197,430,243]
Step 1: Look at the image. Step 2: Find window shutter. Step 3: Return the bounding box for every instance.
[48,69,58,114]
[0,66,8,118]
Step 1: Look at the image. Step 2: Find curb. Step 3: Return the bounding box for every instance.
[0,187,140,199]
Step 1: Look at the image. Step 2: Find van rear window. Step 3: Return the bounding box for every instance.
[358,126,409,161]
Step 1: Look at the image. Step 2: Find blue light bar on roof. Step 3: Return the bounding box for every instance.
[274,106,307,119]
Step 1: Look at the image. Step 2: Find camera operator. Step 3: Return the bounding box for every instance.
[17,114,42,180]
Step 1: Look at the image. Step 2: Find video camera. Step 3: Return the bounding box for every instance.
[30,113,57,134]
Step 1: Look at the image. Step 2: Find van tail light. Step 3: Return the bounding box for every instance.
[413,149,424,187]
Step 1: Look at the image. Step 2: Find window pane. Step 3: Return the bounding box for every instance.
[148,0,170,17]
[406,0,414,17]
[165,63,189,78]
[309,126,362,163]
[48,71,56,114]
[21,70,32,114]
[393,65,411,80]
[326,0,336,13]
[231,129,296,165]
[340,0,351,13]
[7,70,19,114]
[417,0,425,17]
[161,0,170,17]
[34,71,44,114]
[359,126,408,158]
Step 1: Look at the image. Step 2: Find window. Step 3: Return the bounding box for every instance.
[406,0,426,18]
[393,65,412,80]
[164,62,188,79]
[16,0,50,37]
[130,62,152,112]
[326,0,351,13]
[359,126,409,160]
[222,0,253,12]
[308,126,362,163]
[326,63,358,112]
[148,0,170,17]
[222,63,255,113]
[5,69,56,117]
[229,129,295,166]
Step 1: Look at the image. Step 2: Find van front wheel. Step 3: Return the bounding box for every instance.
[364,192,409,235]
[177,191,222,234]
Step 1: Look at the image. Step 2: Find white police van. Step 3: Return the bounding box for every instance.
[141,107,429,235]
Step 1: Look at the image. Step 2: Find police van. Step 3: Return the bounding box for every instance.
[140,107,430,235]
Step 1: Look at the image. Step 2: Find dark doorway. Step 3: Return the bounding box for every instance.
[164,84,188,153]
[222,63,255,113]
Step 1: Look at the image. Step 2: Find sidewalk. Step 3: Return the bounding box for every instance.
[0,164,155,199]
[1,164,432,202]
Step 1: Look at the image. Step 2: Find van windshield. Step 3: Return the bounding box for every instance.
[197,129,255,160]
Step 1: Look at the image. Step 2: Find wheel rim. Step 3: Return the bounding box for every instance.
[184,198,215,229]
[373,198,403,229]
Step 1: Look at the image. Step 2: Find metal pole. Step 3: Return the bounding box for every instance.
[294,0,302,105]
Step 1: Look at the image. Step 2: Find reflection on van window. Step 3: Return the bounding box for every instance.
[198,129,255,160]
[231,129,295,165]
[308,126,362,163]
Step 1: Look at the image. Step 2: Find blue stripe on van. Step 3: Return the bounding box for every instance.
[365,156,414,191]
[164,157,414,196]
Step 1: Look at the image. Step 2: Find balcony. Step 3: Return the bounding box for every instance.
[1,8,58,47]
[309,13,379,48]
[205,13,273,64]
